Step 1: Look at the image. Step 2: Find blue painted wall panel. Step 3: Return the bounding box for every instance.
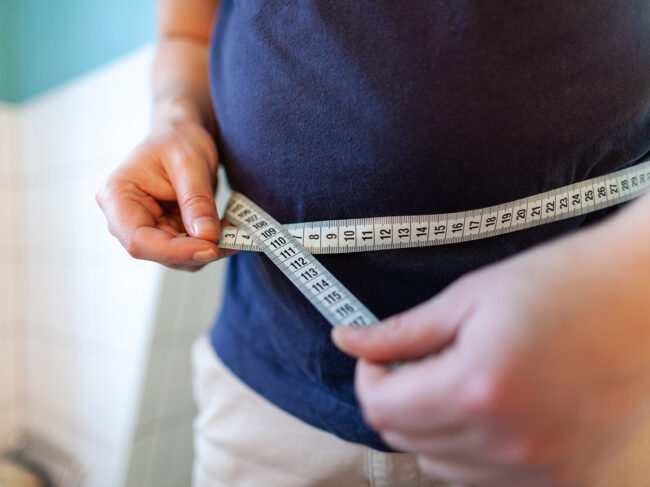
[0,1,14,101]
[0,0,156,103]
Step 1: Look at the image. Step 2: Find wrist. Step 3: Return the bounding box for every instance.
[151,94,205,128]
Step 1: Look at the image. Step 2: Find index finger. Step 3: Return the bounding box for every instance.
[356,350,465,434]
[99,185,221,264]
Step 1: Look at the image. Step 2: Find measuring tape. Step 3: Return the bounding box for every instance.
[221,159,650,328]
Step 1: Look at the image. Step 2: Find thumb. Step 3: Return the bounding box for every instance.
[332,291,470,363]
[170,154,220,241]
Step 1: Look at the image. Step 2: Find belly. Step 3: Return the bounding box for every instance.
[209,0,650,226]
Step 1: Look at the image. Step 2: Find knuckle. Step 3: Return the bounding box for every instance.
[106,222,120,240]
[165,139,217,174]
[100,179,140,202]
[168,146,192,166]
[504,438,545,466]
[508,436,566,474]
[95,181,117,208]
[124,236,143,259]
[383,314,409,337]
[417,457,440,477]
[167,141,201,167]
[459,371,508,417]
[361,397,392,431]
[180,192,214,210]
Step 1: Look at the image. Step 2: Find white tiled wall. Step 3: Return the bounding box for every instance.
[124,263,225,487]
[2,45,228,486]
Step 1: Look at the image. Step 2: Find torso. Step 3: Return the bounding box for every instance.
[209,0,650,449]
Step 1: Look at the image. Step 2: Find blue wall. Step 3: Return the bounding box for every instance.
[0,0,155,103]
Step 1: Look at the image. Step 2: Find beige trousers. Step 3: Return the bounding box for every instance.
[192,336,650,487]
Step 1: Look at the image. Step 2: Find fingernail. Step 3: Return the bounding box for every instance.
[192,217,219,237]
[193,248,218,262]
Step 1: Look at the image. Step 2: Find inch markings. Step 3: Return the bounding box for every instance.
[218,159,650,254]
[221,158,649,328]
[225,194,379,328]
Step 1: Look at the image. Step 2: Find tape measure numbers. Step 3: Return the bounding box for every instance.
[225,196,379,328]
[222,159,650,328]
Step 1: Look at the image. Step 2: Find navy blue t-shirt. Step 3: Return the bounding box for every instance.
[209,1,650,450]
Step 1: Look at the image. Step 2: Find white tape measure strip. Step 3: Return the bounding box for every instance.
[221,159,650,254]
[223,159,649,329]
[225,195,379,327]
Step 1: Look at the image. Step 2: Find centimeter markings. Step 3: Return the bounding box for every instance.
[219,159,650,254]
[225,195,379,328]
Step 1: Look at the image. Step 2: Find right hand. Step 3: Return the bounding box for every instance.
[96,116,229,272]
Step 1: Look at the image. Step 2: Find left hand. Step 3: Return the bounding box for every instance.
[333,225,650,487]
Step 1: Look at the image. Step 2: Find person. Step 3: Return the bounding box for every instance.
[96,0,650,485]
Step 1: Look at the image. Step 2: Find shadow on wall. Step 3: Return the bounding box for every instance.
[0,45,229,487]
[0,434,84,486]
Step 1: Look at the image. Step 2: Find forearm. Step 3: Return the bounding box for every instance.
[152,0,221,131]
